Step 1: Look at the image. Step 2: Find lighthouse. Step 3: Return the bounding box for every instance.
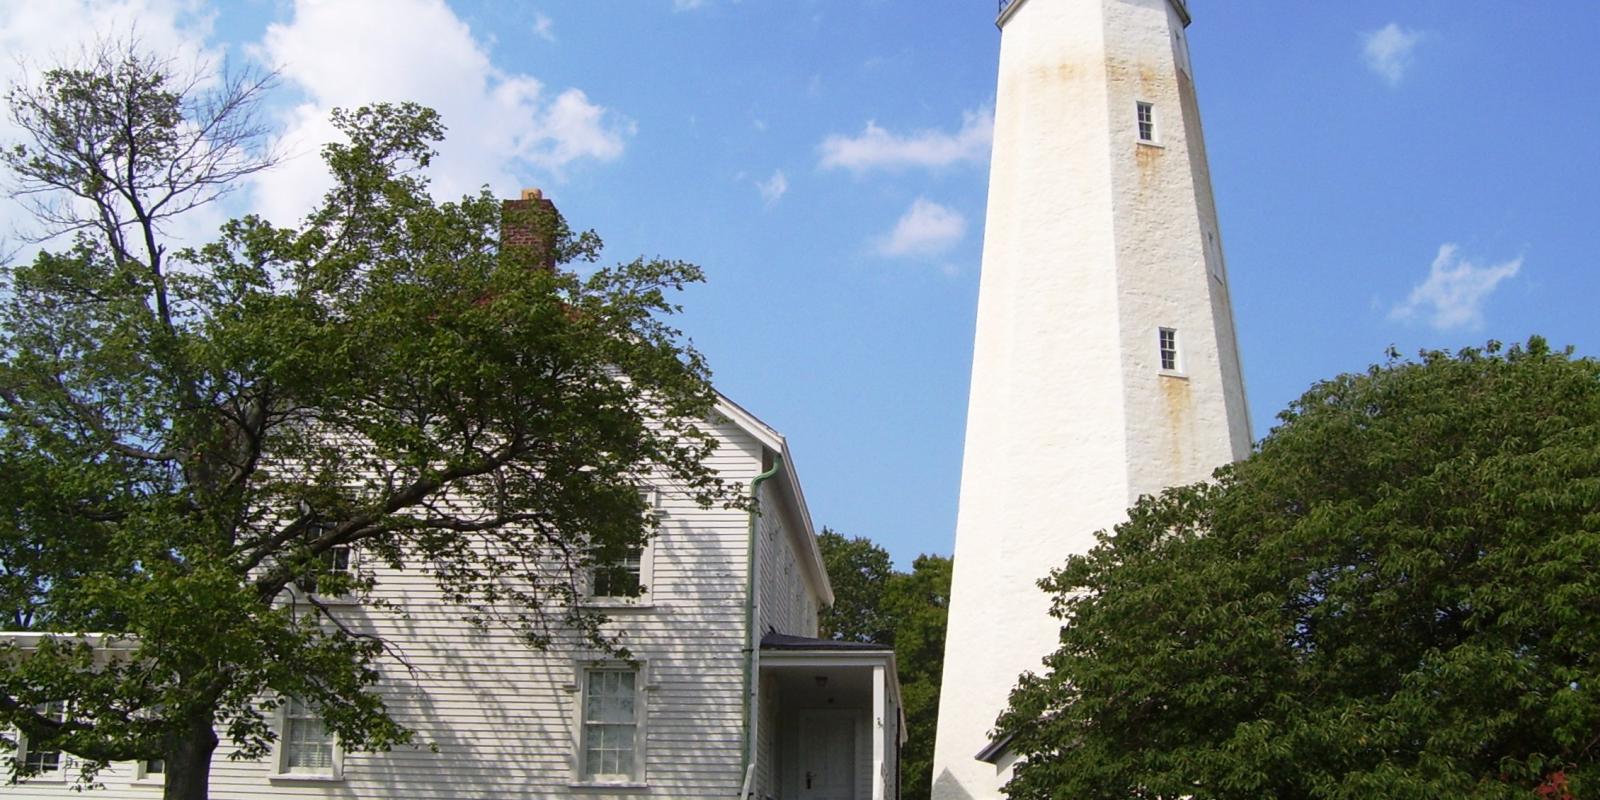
[931,0,1252,797]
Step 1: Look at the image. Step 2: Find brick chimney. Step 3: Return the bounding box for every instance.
[501,187,559,270]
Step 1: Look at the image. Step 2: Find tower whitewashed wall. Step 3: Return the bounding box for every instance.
[931,1,1251,797]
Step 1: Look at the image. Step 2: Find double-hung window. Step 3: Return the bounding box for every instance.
[135,759,165,782]
[297,544,354,598]
[590,549,644,598]
[1137,101,1157,144]
[275,698,339,778]
[578,666,642,784]
[18,702,65,778]
[1159,327,1181,372]
[585,487,657,603]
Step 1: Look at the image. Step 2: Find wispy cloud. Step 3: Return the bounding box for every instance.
[672,0,705,11]
[254,0,632,225]
[876,198,965,258]
[1390,244,1522,330]
[1362,22,1424,87]
[819,108,993,172]
[532,12,555,42]
[756,170,787,207]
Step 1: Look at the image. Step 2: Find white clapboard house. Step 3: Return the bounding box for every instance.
[4,198,904,800]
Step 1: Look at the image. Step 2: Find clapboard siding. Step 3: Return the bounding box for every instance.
[755,483,821,643]
[756,679,781,800]
[749,467,827,800]
[4,410,811,800]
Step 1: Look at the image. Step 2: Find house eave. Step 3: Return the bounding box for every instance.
[714,393,834,607]
[0,632,137,651]
[975,732,1016,764]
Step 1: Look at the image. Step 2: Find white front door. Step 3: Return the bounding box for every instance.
[798,710,855,800]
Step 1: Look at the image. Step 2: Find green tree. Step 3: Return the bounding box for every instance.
[883,553,952,800]
[997,339,1600,800]
[815,530,951,800]
[817,527,895,642]
[0,44,733,800]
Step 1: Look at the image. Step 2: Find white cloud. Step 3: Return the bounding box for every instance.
[756,170,788,208]
[672,0,705,11]
[532,12,555,42]
[0,0,216,69]
[1390,244,1521,330]
[819,107,993,172]
[253,0,632,226]
[0,0,230,250]
[1362,23,1423,87]
[876,198,965,258]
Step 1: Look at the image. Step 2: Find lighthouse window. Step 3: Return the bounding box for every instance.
[1158,328,1179,371]
[1136,101,1156,143]
[1206,230,1225,282]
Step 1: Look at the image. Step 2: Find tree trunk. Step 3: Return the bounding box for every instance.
[162,714,220,800]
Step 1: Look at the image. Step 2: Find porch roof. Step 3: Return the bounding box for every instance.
[760,632,894,652]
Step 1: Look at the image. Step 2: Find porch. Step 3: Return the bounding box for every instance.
[757,633,904,800]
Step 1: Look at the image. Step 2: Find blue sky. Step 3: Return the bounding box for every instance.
[2,1,1596,567]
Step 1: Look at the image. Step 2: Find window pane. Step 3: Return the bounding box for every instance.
[283,699,335,772]
[591,549,643,597]
[581,669,639,780]
[300,546,352,594]
[25,702,64,773]
[24,747,60,772]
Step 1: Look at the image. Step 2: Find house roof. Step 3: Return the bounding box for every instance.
[712,392,784,452]
[760,632,894,652]
[975,731,1016,764]
[760,631,908,745]
[713,393,835,608]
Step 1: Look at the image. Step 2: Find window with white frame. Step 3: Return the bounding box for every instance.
[134,758,165,782]
[297,544,353,597]
[276,698,338,777]
[1158,327,1180,372]
[578,666,642,784]
[1137,101,1157,143]
[586,488,657,601]
[590,548,644,598]
[18,702,65,778]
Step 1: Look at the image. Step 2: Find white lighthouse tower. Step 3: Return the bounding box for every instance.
[931,0,1252,797]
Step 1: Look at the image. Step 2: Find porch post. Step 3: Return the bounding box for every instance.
[872,663,886,800]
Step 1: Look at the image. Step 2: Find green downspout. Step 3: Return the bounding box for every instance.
[739,453,783,798]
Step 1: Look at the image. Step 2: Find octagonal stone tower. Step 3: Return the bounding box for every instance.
[931,1,1252,797]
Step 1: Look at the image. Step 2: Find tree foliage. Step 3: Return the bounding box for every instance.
[0,42,733,800]
[885,553,953,800]
[816,530,951,800]
[997,339,1600,800]
[817,527,895,643]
